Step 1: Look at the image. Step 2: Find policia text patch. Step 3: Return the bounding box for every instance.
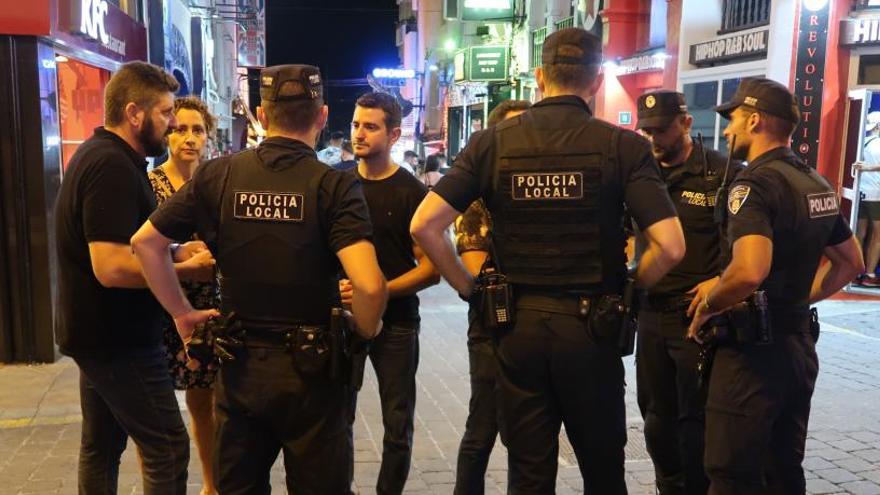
[807,192,839,219]
[511,172,584,200]
[234,191,304,222]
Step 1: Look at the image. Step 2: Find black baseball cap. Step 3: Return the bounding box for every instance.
[542,27,602,66]
[260,64,323,102]
[714,77,800,124]
[636,91,688,130]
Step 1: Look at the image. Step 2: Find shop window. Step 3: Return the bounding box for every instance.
[684,81,719,153]
[859,55,880,85]
[57,57,111,172]
[684,76,758,154]
[720,0,770,34]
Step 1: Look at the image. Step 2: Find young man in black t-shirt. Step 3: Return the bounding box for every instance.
[54,62,215,494]
[341,92,440,494]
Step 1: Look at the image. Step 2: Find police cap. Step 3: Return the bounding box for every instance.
[542,28,602,66]
[260,64,323,102]
[714,77,800,124]
[636,90,688,130]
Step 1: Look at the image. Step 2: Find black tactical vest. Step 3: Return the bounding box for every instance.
[758,158,840,316]
[487,112,620,290]
[217,150,338,327]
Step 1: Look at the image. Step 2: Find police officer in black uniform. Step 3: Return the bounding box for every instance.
[132,64,388,495]
[634,90,743,495]
[411,28,687,493]
[686,78,864,495]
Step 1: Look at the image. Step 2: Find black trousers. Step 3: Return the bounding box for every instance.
[636,309,709,495]
[75,348,190,495]
[705,334,818,495]
[214,344,351,495]
[349,320,420,495]
[454,304,500,495]
[495,307,628,494]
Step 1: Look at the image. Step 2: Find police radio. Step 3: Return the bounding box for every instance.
[479,265,515,329]
[714,135,737,225]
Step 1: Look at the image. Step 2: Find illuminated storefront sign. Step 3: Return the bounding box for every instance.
[462,0,514,21]
[689,29,769,67]
[468,45,509,82]
[792,0,830,168]
[58,0,147,61]
[841,17,880,46]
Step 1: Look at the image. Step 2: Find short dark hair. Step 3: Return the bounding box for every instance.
[330,131,345,141]
[404,150,418,159]
[341,140,353,154]
[741,106,797,139]
[104,61,179,127]
[542,45,600,91]
[487,100,533,127]
[355,92,402,131]
[261,82,324,134]
[174,95,217,139]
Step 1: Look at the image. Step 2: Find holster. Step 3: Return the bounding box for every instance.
[188,311,244,365]
[697,291,773,345]
[587,277,637,356]
[285,325,331,377]
[474,266,515,330]
[329,307,368,389]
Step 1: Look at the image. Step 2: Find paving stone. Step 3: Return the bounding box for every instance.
[839,480,880,495]
[834,457,876,472]
[807,478,843,494]
[805,456,837,470]
[815,467,861,484]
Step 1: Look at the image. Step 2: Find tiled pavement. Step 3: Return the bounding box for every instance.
[0,286,879,494]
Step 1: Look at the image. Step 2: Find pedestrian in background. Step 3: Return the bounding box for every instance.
[54,61,215,494]
[148,95,220,495]
[318,130,346,165]
[855,111,880,287]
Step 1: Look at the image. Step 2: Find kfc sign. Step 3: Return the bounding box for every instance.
[79,0,109,45]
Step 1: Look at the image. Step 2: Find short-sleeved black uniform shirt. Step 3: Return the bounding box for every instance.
[648,142,744,297]
[150,137,372,282]
[433,96,677,291]
[726,147,852,310]
[55,127,162,358]
[353,167,428,323]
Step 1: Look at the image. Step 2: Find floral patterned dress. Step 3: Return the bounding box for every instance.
[148,167,219,390]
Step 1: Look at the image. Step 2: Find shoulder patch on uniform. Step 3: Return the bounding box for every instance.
[727,184,751,215]
[233,191,304,222]
[807,192,839,218]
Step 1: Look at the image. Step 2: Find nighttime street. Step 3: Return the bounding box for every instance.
[4,0,880,494]
[1,285,880,494]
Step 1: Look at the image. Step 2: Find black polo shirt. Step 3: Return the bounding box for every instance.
[727,147,852,311]
[55,127,162,358]
[648,141,744,297]
[433,95,677,292]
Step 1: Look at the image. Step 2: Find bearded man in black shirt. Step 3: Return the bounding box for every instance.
[341,92,440,494]
[54,61,215,494]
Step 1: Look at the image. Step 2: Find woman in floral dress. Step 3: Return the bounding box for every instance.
[148,96,219,495]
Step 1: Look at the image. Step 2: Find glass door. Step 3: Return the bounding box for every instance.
[842,89,880,293]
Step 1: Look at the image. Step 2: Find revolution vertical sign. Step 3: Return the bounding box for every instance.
[792,0,831,169]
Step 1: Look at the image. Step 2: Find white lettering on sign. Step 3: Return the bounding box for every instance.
[842,18,880,46]
[690,30,769,66]
[73,0,127,56]
[81,0,109,45]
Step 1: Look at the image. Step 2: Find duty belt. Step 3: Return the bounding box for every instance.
[639,292,693,313]
[515,292,600,318]
[241,325,326,348]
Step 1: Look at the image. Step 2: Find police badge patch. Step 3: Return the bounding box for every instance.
[728,185,751,215]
